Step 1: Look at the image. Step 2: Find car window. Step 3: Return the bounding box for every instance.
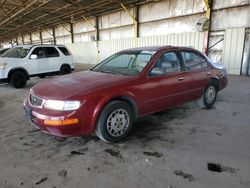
[0,48,9,56]
[150,52,181,76]
[1,47,30,58]
[199,54,209,68]
[104,54,132,68]
[58,47,70,56]
[92,50,156,76]
[31,47,45,59]
[45,47,59,58]
[181,51,204,70]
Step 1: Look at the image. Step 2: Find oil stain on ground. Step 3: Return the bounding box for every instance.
[174,170,195,182]
[143,151,163,158]
[105,148,122,158]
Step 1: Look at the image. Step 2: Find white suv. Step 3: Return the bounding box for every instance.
[0,45,74,88]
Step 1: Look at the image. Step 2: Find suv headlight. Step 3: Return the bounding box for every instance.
[0,62,7,70]
[44,100,80,111]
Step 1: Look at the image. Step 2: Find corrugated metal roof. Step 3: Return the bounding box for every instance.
[0,0,147,42]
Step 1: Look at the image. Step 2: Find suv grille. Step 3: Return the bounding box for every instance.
[30,94,43,106]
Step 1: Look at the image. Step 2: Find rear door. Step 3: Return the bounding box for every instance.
[180,50,211,100]
[139,50,191,115]
[44,47,60,72]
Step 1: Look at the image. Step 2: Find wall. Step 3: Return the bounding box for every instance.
[1,0,250,75]
[66,32,205,64]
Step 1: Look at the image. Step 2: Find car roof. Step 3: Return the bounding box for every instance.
[14,44,66,48]
[119,45,198,53]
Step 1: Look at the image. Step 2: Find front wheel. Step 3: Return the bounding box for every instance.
[10,71,27,88]
[198,83,217,109]
[95,100,134,143]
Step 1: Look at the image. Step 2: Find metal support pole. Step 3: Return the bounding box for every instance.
[95,16,99,41]
[134,5,139,38]
[70,23,74,43]
[40,31,43,44]
[204,0,213,55]
[21,35,24,45]
[52,27,56,45]
[30,33,32,44]
[121,3,138,46]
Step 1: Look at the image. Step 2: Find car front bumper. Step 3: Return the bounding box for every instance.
[23,98,86,137]
[0,69,7,82]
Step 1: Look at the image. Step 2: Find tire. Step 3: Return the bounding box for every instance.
[95,100,134,143]
[10,71,27,88]
[197,82,217,109]
[60,65,71,75]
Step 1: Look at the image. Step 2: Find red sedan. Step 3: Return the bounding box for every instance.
[24,46,228,143]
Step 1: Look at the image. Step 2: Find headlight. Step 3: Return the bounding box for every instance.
[44,100,80,111]
[0,62,7,70]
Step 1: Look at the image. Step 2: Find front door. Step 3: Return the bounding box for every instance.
[29,47,49,74]
[138,51,191,116]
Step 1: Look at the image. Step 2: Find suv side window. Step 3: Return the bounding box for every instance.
[58,47,70,56]
[181,51,205,70]
[149,52,181,76]
[31,47,45,59]
[45,47,59,58]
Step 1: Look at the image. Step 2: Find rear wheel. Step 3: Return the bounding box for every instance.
[60,65,71,75]
[198,82,217,109]
[95,100,134,143]
[10,71,27,88]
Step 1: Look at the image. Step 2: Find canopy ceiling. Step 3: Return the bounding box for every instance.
[0,0,147,42]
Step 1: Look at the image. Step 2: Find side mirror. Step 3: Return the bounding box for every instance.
[30,54,38,59]
[150,67,165,76]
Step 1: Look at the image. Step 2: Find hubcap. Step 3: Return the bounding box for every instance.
[107,108,130,137]
[206,86,216,104]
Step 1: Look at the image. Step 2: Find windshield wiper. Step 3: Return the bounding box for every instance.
[93,69,119,75]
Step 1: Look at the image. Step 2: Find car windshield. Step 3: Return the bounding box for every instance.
[92,50,156,76]
[1,47,31,58]
[0,48,9,55]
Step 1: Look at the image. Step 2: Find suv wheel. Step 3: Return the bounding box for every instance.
[60,65,71,75]
[10,71,27,88]
[95,100,134,143]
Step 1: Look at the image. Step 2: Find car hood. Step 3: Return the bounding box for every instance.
[32,70,137,100]
[0,57,21,64]
[0,57,19,63]
[211,62,225,70]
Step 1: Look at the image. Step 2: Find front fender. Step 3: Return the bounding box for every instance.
[89,91,138,133]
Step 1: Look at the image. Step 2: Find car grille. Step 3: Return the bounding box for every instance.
[30,94,43,106]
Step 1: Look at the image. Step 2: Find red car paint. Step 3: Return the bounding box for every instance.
[23,46,228,137]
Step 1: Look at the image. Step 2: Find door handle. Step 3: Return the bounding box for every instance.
[178,76,184,81]
[207,72,211,76]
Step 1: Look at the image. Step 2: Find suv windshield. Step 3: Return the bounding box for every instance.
[92,50,156,76]
[1,47,31,58]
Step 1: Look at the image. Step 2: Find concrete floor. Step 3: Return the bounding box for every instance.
[0,66,250,188]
